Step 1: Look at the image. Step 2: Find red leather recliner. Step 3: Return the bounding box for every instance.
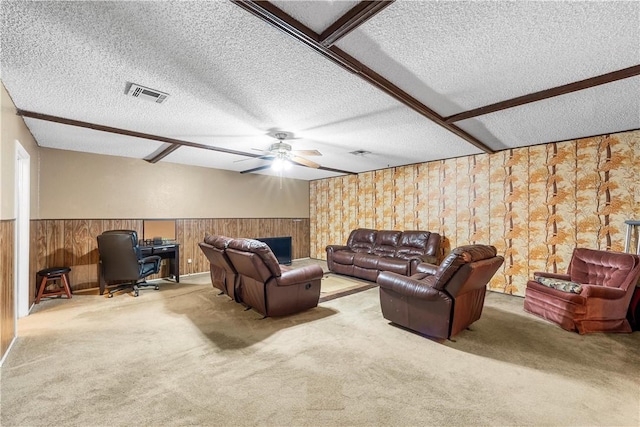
[524,248,640,334]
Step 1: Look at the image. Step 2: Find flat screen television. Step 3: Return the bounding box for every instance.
[256,236,292,265]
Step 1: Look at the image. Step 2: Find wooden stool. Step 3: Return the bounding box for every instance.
[35,267,72,304]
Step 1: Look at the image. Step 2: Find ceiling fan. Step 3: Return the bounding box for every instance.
[240,132,322,174]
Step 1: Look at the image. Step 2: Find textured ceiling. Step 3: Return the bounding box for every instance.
[2,1,639,181]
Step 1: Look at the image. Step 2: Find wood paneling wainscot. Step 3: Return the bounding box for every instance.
[1,220,16,361]
[31,218,310,296]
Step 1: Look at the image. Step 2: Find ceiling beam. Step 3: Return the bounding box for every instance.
[319,1,394,47]
[17,109,357,175]
[241,164,272,174]
[145,144,181,163]
[445,65,640,123]
[231,1,360,73]
[230,1,495,154]
[16,109,266,158]
[241,162,357,175]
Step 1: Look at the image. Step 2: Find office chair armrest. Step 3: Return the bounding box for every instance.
[141,255,161,269]
[140,255,162,265]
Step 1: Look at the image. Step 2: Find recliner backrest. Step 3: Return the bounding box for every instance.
[226,238,281,282]
[202,234,236,274]
[432,245,500,293]
[97,230,141,282]
[568,248,638,289]
[346,228,377,253]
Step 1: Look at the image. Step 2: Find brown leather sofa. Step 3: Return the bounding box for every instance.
[200,235,324,317]
[524,248,640,334]
[198,234,238,301]
[377,245,504,339]
[326,228,441,282]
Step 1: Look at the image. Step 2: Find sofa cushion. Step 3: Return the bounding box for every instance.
[354,253,380,270]
[377,256,409,275]
[347,228,377,253]
[372,230,402,257]
[332,250,356,265]
[535,276,583,294]
[395,231,430,260]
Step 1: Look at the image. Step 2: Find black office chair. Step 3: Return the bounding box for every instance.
[97,230,162,297]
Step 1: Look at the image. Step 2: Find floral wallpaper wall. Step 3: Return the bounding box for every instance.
[310,130,640,296]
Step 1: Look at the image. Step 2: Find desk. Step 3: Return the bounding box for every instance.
[99,243,180,295]
[139,244,180,283]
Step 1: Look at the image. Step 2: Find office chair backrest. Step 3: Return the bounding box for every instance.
[97,230,141,282]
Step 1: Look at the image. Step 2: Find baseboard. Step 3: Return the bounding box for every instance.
[0,335,18,367]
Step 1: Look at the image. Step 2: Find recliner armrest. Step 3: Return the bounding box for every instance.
[377,271,441,301]
[279,265,324,286]
[419,255,438,265]
[580,285,627,299]
[415,262,438,275]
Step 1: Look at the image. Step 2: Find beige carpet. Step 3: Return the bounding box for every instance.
[293,258,376,302]
[2,273,639,426]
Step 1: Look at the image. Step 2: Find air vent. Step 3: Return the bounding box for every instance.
[126,83,169,104]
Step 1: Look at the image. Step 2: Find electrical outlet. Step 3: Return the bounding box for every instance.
[187,258,192,264]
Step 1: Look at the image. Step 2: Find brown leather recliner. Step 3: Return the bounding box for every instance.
[225,238,324,317]
[524,248,640,334]
[198,234,239,301]
[377,245,504,339]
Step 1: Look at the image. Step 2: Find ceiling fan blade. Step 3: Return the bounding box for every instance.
[240,164,273,174]
[291,149,322,156]
[233,154,274,163]
[290,156,320,169]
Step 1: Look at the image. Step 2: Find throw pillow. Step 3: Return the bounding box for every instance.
[535,276,583,294]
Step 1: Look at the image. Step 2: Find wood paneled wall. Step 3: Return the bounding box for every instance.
[310,131,640,296]
[1,220,15,360]
[30,218,310,299]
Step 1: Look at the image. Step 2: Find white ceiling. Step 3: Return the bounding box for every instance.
[2,1,639,181]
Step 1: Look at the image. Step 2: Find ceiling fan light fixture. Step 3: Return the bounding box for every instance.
[271,156,291,171]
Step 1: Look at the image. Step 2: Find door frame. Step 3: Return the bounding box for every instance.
[15,141,30,318]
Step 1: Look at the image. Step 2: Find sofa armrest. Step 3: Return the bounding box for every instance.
[581,285,627,300]
[377,271,441,301]
[534,272,571,281]
[279,265,324,286]
[415,262,438,275]
[326,245,350,253]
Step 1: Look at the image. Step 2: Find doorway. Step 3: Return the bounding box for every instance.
[15,141,30,318]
